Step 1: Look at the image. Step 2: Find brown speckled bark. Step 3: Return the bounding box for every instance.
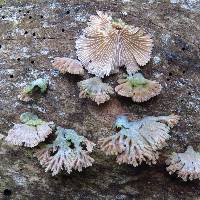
[0,0,200,199]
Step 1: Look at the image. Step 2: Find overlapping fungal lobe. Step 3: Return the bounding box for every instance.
[35,127,95,176]
[115,73,162,102]
[5,112,54,148]
[18,78,48,102]
[77,77,114,105]
[87,11,112,28]
[99,114,179,167]
[52,57,84,75]
[166,146,200,181]
[76,11,153,77]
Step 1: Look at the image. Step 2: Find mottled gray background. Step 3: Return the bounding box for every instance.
[0,0,200,199]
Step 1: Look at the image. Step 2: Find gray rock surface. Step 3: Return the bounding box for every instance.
[0,0,200,199]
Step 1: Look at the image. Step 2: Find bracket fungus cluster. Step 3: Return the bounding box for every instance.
[5,113,95,175]
[99,114,180,166]
[4,10,197,183]
[51,11,161,105]
[18,78,48,102]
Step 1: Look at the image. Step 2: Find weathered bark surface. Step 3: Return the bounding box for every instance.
[0,0,200,199]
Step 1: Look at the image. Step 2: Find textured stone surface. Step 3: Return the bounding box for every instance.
[0,0,200,199]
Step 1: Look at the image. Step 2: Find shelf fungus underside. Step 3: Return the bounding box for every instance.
[35,127,95,176]
[5,112,54,148]
[99,114,179,166]
[115,73,162,102]
[78,77,114,105]
[76,11,153,77]
[166,146,200,181]
[52,57,84,75]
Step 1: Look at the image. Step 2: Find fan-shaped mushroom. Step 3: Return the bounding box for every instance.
[5,112,54,148]
[35,127,95,176]
[78,77,114,105]
[115,73,162,102]
[76,11,153,77]
[52,57,84,75]
[166,146,200,181]
[99,114,179,166]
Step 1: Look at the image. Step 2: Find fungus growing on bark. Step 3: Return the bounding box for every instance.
[115,73,162,102]
[99,114,179,166]
[78,77,114,105]
[35,127,95,176]
[5,112,54,148]
[166,146,200,181]
[52,57,84,75]
[76,11,153,77]
[18,78,48,102]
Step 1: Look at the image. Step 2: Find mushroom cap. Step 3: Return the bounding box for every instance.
[99,114,179,166]
[76,11,153,77]
[5,112,54,147]
[35,127,95,176]
[52,57,84,75]
[166,146,200,181]
[115,73,162,102]
[5,122,53,148]
[78,77,114,105]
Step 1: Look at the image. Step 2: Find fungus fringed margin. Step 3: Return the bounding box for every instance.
[115,73,162,102]
[5,112,54,148]
[99,114,179,167]
[52,57,84,75]
[78,77,114,105]
[166,146,200,181]
[35,127,95,176]
[76,11,153,77]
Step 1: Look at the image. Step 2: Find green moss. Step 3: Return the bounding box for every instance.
[112,18,126,27]
[20,112,39,123]
[127,73,148,87]
[0,169,15,191]
[20,112,45,126]
[54,127,85,149]
[25,119,44,126]
[24,149,34,159]
[0,0,6,5]
[22,78,48,95]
